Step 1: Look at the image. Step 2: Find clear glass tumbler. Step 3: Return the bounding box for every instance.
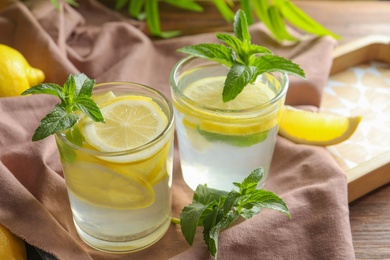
[55,82,174,253]
[170,56,288,191]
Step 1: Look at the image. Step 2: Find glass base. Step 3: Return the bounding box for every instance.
[74,218,171,253]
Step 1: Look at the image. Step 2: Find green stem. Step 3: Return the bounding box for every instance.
[171,217,181,225]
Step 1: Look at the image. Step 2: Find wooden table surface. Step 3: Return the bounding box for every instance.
[297,1,390,259]
[158,1,390,259]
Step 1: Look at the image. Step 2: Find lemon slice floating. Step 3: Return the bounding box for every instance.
[82,95,168,162]
[65,163,154,209]
[183,76,275,110]
[176,76,280,146]
[278,106,362,146]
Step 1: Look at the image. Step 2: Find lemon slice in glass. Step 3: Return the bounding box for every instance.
[177,76,279,146]
[278,105,362,146]
[183,76,275,110]
[65,163,154,209]
[82,95,168,162]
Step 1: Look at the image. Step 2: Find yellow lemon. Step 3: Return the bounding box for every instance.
[278,105,362,146]
[0,44,45,97]
[0,224,26,260]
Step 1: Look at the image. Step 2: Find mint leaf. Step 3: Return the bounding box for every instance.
[74,95,105,122]
[223,62,257,102]
[32,105,78,141]
[177,9,306,103]
[233,9,251,43]
[178,44,234,67]
[21,83,64,100]
[21,74,104,141]
[179,168,290,259]
[73,73,95,97]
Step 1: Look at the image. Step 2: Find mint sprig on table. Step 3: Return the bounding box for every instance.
[173,168,290,259]
[21,74,104,141]
[177,9,306,102]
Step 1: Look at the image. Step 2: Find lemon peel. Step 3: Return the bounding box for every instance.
[0,224,26,260]
[278,105,362,146]
[0,44,45,97]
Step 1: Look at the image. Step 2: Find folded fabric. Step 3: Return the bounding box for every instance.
[0,0,355,259]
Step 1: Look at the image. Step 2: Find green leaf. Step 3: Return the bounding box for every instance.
[233,168,263,194]
[178,44,234,67]
[180,201,207,245]
[163,0,203,12]
[63,74,77,104]
[145,0,161,36]
[21,83,64,100]
[267,4,297,41]
[73,73,95,97]
[74,95,105,123]
[194,185,229,205]
[240,190,291,218]
[240,0,253,25]
[208,211,240,257]
[212,0,234,22]
[233,9,251,43]
[252,55,306,78]
[129,0,145,19]
[65,125,84,147]
[278,0,340,39]
[216,33,242,54]
[32,105,78,141]
[115,0,128,10]
[222,62,257,102]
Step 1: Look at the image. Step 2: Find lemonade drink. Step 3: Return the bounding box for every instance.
[170,57,288,191]
[55,82,174,253]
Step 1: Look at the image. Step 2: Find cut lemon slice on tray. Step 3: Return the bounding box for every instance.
[82,95,168,162]
[278,105,362,146]
[65,163,154,209]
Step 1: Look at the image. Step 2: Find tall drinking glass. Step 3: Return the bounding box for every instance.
[170,56,288,191]
[55,82,174,253]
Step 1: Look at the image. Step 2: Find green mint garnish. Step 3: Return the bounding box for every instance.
[177,9,306,102]
[21,73,104,141]
[174,168,290,259]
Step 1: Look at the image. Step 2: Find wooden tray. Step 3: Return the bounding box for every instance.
[321,35,390,202]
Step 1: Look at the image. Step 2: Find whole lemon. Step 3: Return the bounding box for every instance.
[0,44,45,97]
[0,224,26,260]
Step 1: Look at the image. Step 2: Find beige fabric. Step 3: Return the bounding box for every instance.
[0,0,355,259]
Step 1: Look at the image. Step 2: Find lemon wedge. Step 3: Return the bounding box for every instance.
[278,106,362,146]
[82,95,168,162]
[65,163,154,209]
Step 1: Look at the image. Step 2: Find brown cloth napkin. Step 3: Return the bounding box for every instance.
[0,0,355,259]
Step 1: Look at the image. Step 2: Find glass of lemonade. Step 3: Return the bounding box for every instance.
[170,56,288,191]
[55,82,174,253]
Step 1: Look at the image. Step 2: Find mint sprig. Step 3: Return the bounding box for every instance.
[177,9,306,102]
[177,168,290,259]
[21,73,104,141]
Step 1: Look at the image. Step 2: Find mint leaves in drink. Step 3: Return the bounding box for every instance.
[178,9,306,102]
[175,168,290,259]
[21,73,104,141]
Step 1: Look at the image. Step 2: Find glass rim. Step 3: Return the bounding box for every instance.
[170,55,289,115]
[55,81,174,157]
